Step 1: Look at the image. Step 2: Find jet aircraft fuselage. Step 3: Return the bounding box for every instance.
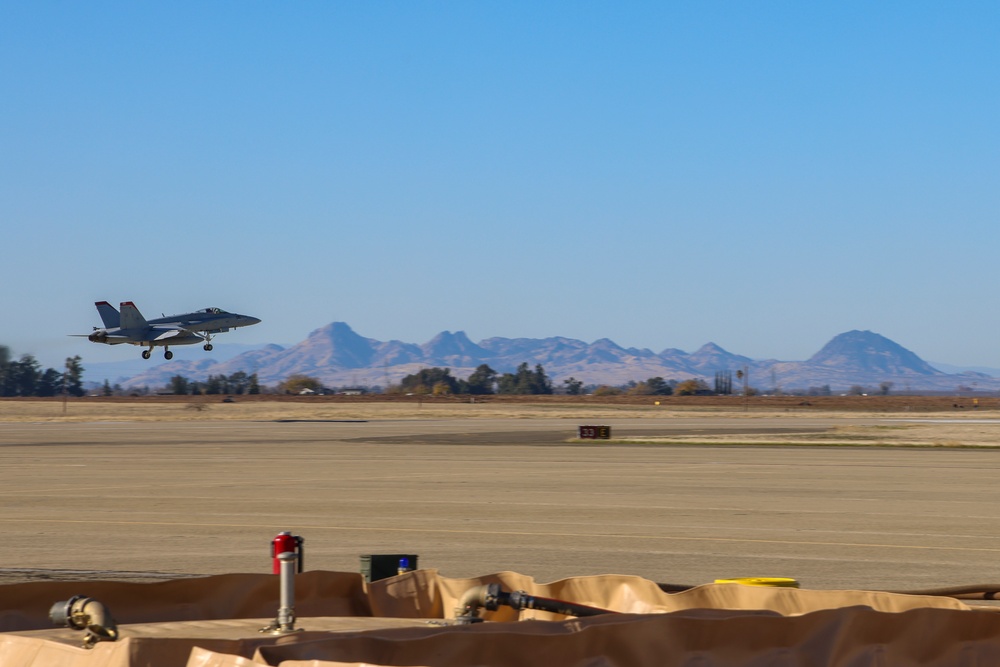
[80,301,261,360]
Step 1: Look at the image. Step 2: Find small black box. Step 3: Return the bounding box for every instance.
[360,554,419,582]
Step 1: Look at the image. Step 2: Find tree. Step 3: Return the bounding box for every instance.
[563,377,584,395]
[465,364,497,395]
[280,374,324,394]
[531,364,553,394]
[248,373,260,394]
[646,377,673,395]
[714,371,733,395]
[879,381,894,396]
[36,368,62,397]
[0,350,83,397]
[169,375,190,395]
[498,363,553,395]
[675,378,710,396]
[228,371,250,395]
[629,376,672,396]
[496,371,517,394]
[0,345,10,396]
[10,355,40,396]
[400,368,459,395]
[63,356,85,397]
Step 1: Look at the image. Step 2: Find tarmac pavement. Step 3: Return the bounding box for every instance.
[1,417,999,591]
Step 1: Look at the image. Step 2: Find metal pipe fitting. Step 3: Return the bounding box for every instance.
[260,551,304,634]
[453,583,615,623]
[454,583,502,623]
[49,595,119,648]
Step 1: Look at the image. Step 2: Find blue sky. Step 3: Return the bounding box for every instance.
[2,2,998,371]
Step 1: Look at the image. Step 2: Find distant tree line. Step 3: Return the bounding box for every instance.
[168,372,260,396]
[0,346,84,397]
[588,377,684,396]
[382,367,718,397]
[388,363,555,396]
[0,347,916,400]
[385,370,798,398]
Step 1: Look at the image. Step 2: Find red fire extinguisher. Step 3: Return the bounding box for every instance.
[271,531,304,574]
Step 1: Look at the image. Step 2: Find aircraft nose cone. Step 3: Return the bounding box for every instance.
[247,316,261,325]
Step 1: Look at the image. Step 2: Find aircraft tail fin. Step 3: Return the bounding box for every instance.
[119,301,148,330]
[95,301,120,329]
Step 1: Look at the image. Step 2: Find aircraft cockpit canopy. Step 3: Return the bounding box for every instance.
[201,307,229,314]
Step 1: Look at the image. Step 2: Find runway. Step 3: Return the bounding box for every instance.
[1,417,999,591]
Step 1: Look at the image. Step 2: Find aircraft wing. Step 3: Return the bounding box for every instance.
[152,329,189,341]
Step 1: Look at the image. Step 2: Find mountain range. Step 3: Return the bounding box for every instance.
[91,323,1000,393]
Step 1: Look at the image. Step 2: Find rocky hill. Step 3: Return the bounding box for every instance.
[108,324,1000,393]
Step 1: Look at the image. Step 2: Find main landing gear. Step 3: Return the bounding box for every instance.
[141,347,173,360]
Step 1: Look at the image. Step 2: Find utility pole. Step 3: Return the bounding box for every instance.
[62,358,68,416]
[736,366,749,412]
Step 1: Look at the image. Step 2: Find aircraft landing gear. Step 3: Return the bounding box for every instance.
[203,343,213,351]
[164,350,173,360]
[142,350,151,360]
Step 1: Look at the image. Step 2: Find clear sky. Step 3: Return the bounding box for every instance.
[2,2,998,371]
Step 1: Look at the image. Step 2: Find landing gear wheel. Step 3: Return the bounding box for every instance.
[164,350,173,360]
[203,344,213,351]
[142,350,151,360]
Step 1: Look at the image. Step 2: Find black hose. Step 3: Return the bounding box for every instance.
[454,584,615,623]
[502,590,614,617]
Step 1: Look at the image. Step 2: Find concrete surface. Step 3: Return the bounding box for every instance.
[1,417,999,591]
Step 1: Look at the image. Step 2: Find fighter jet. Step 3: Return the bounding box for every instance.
[78,301,261,359]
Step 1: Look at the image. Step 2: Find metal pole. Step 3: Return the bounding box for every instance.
[277,551,297,632]
[743,365,749,412]
[62,359,68,416]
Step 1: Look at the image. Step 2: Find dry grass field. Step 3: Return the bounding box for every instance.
[3,394,1000,447]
